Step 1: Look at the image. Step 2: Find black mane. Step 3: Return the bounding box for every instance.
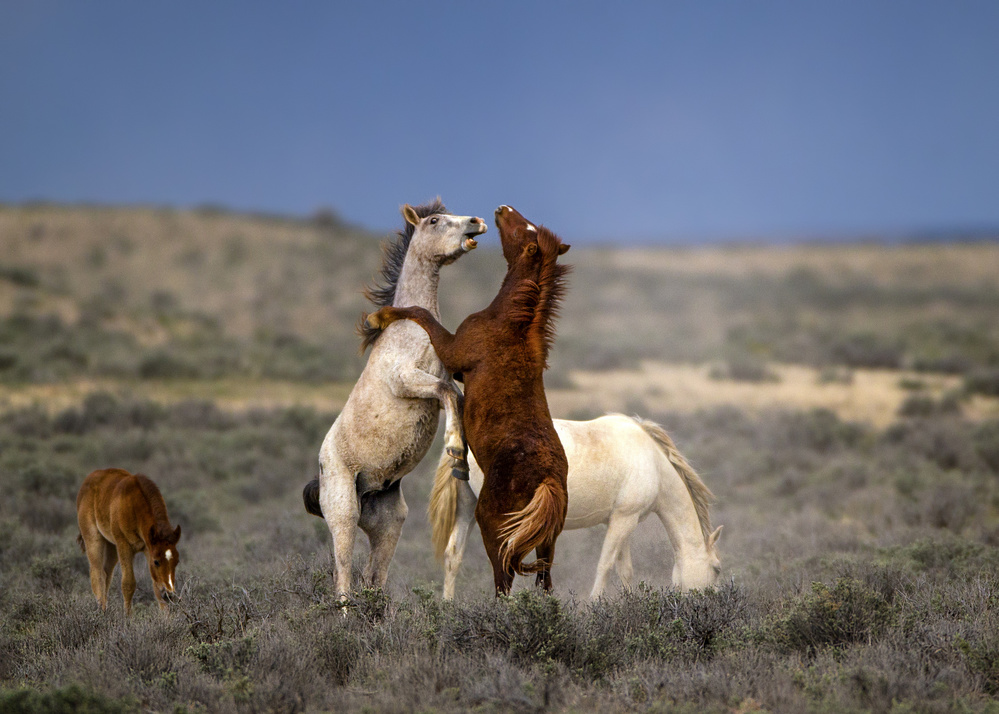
[357,198,448,350]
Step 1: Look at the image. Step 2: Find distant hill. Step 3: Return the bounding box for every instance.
[2,203,998,386]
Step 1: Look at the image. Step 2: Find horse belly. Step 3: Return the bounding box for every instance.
[330,397,439,487]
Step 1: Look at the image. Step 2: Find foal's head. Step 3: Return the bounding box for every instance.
[147,524,181,603]
[402,202,486,267]
[494,205,570,266]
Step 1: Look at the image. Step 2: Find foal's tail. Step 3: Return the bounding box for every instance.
[428,449,459,563]
[497,479,567,575]
[76,532,85,553]
[303,477,324,518]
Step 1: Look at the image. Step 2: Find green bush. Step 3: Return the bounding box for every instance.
[0,685,136,714]
[764,577,894,655]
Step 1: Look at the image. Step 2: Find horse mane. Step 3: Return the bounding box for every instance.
[356,198,449,351]
[632,416,716,545]
[134,473,171,528]
[505,226,570,367]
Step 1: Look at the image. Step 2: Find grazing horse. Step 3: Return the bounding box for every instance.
[76,468,181,615]
[429,414,724,599]
[303,200,486,600]
[367,205,571,595]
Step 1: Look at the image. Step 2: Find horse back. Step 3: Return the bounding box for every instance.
[77,468,164,547]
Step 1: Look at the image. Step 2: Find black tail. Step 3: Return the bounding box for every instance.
[303,477,323,518]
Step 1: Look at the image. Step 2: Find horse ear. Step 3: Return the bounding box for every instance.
[709,525,723,547]
[558,243,571,255]
[524,243,538,256]
[173,525,182,543]
[401,204,420,226]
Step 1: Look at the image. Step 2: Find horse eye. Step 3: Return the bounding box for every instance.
[154,560,161,567]
[429,217,438,225]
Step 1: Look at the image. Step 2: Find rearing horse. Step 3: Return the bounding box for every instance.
[368,205,571,595]
[304,200,485,600]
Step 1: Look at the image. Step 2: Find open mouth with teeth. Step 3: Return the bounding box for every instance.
[462,224,487,251]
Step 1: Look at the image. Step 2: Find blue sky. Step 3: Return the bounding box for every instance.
[2,2,997,243]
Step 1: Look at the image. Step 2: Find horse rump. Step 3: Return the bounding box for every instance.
[303,477,323,518]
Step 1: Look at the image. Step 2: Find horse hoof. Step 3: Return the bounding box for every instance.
[446,445,464,460]
[451,464,470,481]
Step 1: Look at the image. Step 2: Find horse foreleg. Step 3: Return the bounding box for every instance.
[319,460,361,601]
[615,539,635,591]
[387,366,467,473]
[358,481,408,589]
[442,479,477,600]
[589,513,640,600]
[117,545,137,616]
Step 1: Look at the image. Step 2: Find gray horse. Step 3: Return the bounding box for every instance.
[304,199,485,599]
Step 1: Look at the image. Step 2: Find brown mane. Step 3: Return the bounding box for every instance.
[526,226,570,366]
[134,473,171,529]
[362,205,571,595]
[356,198,448,351]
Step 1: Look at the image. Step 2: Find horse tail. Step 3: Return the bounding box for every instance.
[77,532,85,553]
[498,479,567,575]
[428,449,459,563]
[635,417,715,543]
[303,477,324,518]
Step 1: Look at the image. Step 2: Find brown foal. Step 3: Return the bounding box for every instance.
[76,468,181,615]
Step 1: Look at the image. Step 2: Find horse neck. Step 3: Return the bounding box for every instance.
[393,257,441,317]
[133,476,171,541]
[657,473,710,565]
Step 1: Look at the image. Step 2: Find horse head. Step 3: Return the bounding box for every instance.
[147,524,181,604]
[402,202,486,267]
[494,205,570,266]
[673,525,723,591]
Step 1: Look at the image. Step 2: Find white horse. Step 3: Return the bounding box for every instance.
[429,413,722,599]
[304,200,486,599]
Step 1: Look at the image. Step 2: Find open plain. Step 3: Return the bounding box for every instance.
[2,205,999,712]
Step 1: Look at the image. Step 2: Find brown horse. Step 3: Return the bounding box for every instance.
[76,468,181,615]
[367,205,571,595]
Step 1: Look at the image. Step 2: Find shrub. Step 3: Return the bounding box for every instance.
[709,356,779,383]
[0,684,136,714]
[765,577,894,655]
[965,368,999,397]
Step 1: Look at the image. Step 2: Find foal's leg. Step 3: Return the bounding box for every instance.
[358,481,408,589]
[101,541,118,605]
[117,543,138,616]
[442,480,477,600]
[81,531,110,608]
[319,465,361,601]
[589,512,640,599]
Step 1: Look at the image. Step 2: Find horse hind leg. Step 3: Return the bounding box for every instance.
[533,541,556,593]
[319,457,361,601]
[101,541,118,605]
[358,480,408,589]
[589,512,640,600]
